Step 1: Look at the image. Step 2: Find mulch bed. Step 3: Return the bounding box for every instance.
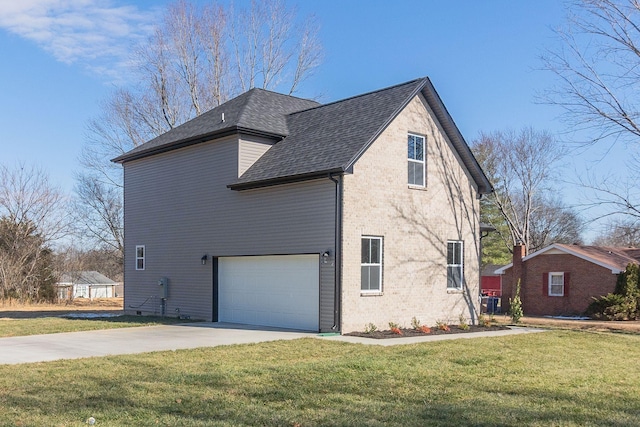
[346,324,510,339]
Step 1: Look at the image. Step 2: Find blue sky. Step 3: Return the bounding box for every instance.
[0,0,626,240]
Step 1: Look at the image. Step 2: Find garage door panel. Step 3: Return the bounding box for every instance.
[218,255,319,331]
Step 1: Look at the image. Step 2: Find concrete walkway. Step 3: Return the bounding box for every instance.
[0,323,545,365]
[323,326,546,346]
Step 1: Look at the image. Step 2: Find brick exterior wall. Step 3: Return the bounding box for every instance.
[500,254,617,316]
[340,94,481,333]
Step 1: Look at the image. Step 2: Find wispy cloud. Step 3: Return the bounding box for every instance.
[0,0,159,81]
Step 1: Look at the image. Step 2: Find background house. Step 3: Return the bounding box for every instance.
[57,271,118,300]
[497,243,640,316]
[113,77,492,333]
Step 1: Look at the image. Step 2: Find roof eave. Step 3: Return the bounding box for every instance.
[112,126,286,164]
[228,168,345,191]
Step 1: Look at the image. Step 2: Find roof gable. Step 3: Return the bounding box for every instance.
[495,243,640,274]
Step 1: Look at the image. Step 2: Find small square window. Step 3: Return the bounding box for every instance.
[361,236,383,292]
[136,245,145,271]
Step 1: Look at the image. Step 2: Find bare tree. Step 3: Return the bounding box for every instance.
[543,0,640,236]
[0,164,68,242]
[593,217,640,246]
[543,0,640,147]
[54,244,123,288]
[72,174,123,256]
[570,171,640,224]
[75,0,322,257]
[528,197,584,252]
[229,0,321,94]
[0,164,67,302]
[472,128,577,254]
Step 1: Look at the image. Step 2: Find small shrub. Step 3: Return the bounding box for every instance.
[419,325,432,334]
[586,293,634,320]
[436,320,450,332]
[388,321,403,335]
[364,323,378,334]
[587,264,640,320]
[411,316,421,330]
[478,314,492,327]
[458,314,469,330]
[509,280,523,323]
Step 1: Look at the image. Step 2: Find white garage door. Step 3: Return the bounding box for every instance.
[218,255,319,331]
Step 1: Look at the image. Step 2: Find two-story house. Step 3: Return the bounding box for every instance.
[113,77,492,333]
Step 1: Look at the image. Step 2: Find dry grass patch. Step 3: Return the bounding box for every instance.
[0,315,193,338]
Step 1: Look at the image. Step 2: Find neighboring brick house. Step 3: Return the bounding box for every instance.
[113,77,492,333]
[496,243,640,316]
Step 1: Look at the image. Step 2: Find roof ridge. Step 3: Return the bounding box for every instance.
[248,86,318,102]
[236,87,320,125]
[235,88,256,126]
[286,77,427,117]
[560,243,638,252]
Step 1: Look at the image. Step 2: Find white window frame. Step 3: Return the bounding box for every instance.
[136,245,146,271]
[361,236,383,293]
[447,240,464,290]
[549,272,564,296]
[408,133,426,187]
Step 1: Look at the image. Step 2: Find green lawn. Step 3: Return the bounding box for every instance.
[1,331,639,426]
[0,315,192,337]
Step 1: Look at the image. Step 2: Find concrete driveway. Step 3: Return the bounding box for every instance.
[0,323,544,365]
[0,323,315,365]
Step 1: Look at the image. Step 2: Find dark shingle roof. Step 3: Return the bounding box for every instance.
[112,89,320,163]
[230,77,491,193]
[231,78,427,187]
[113,78,492,194]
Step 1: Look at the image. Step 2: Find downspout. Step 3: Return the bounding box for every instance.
[328,173,342,331]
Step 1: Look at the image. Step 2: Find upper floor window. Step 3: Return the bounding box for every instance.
[447,240,463,290]
[408,133,425,186]
[136,245,146,271]
[549,272,564,296]
[361,236,383,292]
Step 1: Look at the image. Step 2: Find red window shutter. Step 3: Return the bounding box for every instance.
[542,272,548,296]
[564,272,570,297]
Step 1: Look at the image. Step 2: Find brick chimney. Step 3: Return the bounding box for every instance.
[512,241,527,292]
[502,242,527,309]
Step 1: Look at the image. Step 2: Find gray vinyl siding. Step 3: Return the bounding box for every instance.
[238,135,275,176]
[123,135,337,331]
